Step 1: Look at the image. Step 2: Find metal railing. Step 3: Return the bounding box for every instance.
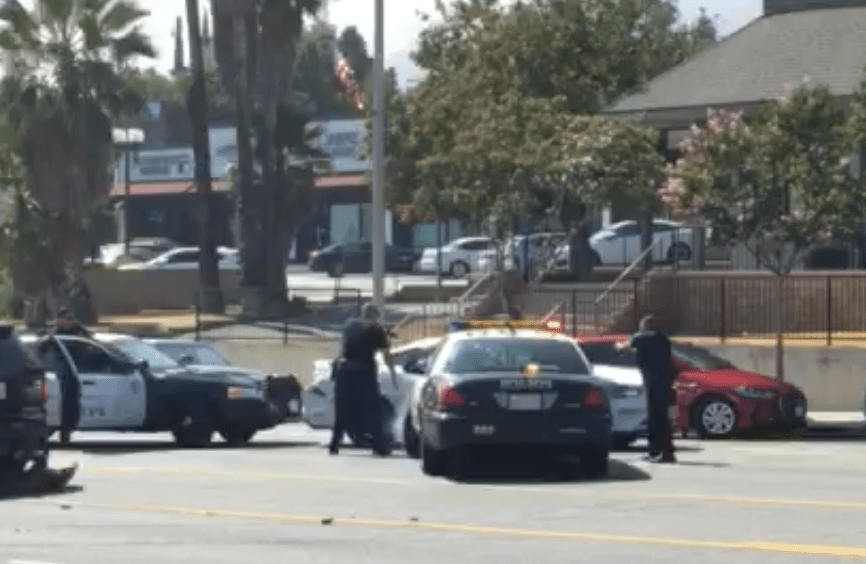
[593,240,660,330]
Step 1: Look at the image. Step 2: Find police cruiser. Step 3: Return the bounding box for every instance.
[414,321,614,478]
[19,332,284,447]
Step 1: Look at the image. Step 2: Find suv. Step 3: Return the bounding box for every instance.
[0,324,49,486]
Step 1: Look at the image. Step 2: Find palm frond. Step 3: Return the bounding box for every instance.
[99,0,148,34]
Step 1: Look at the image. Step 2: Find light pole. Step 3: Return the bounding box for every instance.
[112,127,145,255]
[371,0,385,309]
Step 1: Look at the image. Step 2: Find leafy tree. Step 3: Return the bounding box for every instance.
[664,85,866,380]
[292,21,362,118]
[0,0,155,324]
[336,26,371,85]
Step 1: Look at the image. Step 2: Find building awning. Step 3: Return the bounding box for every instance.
[314,173,368,189]
[110,180,230,197]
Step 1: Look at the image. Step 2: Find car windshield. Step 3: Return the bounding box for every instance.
[439,338,591,375]
[579,342,638,368]
[111,339,179,369]
[673,345,735,370]
[154,343,230,366]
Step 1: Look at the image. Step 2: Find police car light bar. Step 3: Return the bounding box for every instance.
[447,319,565,333]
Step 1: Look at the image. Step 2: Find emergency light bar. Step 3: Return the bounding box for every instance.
[447,318,565,333]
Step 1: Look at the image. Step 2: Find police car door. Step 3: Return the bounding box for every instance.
[56,337,147,429]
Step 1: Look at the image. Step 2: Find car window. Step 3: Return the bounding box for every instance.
[167,250,198,263]
[62,339,125,374]
[580,342,638,368]
[111,339,179,370]
[672,345,734,370]
[193,345,230,366]
[459,240,486,251]
[651,222,676,233]
[439,338,591,375]
[613,223,640,237]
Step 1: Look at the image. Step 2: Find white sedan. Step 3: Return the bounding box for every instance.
[117,246,241,271]
[592,364,647,448]
[302,337,443,447]
[416,236,498,278]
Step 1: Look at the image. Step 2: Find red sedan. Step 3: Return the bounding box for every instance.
[576,335,808,439]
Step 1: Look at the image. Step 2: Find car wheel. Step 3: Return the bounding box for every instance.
[612,434,637,450]
[404,416,420,459]
[327,263,344,278]
[220,428,256,446]
[581,446,610,479]
[173,403,216,448]
[420,436,450,477]
[694,396,738,439]
[450,260,469,278]
[667,242,692,262]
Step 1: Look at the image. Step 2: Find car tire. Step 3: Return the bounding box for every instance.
[450,260,469,278]
[420,436,450,477]
[612,434,637,450]
[667,243,692,262]
[220,428,256,446]
[694,396,738,439]
[327,263,344,278]
[581,446,610,479]
[404,416,420,459]
[173,403,216,448]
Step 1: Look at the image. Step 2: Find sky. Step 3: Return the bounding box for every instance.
[112,0,765,87]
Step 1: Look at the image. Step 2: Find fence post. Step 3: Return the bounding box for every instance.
[356,289,361,316]
[571,290,577,336]
[633,278,639,332]
[283,310,289,345]
[719,277,726,343]
[423,303,427,338]
[827,275,832,346]
[194,289,201,342]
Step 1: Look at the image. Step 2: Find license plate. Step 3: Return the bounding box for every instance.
[0,382,5,400]
[509,393,542,410]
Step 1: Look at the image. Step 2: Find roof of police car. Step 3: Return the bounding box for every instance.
[445,328,576,342]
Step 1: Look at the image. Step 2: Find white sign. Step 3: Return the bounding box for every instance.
[309,119,370,173]
[115,148,194,184]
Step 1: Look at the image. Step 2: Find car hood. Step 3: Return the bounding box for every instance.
[149,366,260,387]
[686,368,798,392]
[185,364,267,381]
[593,364,643,387]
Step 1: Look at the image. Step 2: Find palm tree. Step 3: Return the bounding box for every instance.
[0,0,155,324]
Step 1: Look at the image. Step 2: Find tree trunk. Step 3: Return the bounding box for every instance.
[187,0,224,314]
[775,273,785,381]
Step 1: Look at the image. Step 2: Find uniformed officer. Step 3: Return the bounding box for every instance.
[618,315,677,463]
[50,307,90,443]
[328,303,397,456]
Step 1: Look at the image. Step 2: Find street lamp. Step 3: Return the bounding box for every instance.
[112,127,146,255]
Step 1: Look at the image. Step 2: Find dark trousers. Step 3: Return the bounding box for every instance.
[646,392,674,457]
[58,369,80,440]
[328,362,387,453]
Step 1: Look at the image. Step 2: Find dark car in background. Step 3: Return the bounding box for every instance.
[307,241,421,277]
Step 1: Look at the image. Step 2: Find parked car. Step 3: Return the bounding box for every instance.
[117,246,240,271]
[574,335,808,439]
[307,241,420,277]
[146,338,302,424]
[477,232,567,273]
[416,236,499,278]
[88,238,178,268]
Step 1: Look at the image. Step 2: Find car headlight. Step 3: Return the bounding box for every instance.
[227,386,262,400]
[613,385,643,399]
[736,386,776,400]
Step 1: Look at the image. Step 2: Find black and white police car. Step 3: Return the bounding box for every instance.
[415,323,614,478]
[19,331,286,447]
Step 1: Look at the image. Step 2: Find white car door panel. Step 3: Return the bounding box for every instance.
[58,338,147,429]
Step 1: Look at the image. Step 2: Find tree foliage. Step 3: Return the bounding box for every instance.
[665,85,866,274]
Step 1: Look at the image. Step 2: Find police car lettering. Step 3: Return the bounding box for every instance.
[499,378,553,390]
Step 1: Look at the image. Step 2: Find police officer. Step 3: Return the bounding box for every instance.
[328,303,397,457]
[618,315,677,463]
[49,308,90,443]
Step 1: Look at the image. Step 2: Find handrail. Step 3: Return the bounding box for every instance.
[542,301,565,323]
[594,240,659,306]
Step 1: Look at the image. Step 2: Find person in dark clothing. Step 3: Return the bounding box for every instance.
[618,315,677,463]
[328,303,397,456]
[50,308,90,443]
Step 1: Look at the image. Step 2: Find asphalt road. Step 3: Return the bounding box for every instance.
[4,426,866,563]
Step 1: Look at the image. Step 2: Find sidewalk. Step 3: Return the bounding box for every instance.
[808,412,864,429]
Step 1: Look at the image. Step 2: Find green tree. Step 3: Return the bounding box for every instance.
[0,0,155,324]
[665,85,866,381]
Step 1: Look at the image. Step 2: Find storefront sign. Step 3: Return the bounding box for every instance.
[309,119,369,173]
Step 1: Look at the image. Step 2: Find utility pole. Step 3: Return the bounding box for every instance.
[371,0,385,309]
[186,0,224,313]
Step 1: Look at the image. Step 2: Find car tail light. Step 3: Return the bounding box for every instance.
[41,379,47,403]
[583,387,605,410]
[439,386,466,410]
[542,317,563,332]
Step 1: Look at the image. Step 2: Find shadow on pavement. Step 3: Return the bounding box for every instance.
[613,443,704,454]
[0,484,83,502]
[447,456,651,485]
[51,439,319,455]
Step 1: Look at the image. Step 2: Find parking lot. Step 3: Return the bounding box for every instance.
[5,426,866,563]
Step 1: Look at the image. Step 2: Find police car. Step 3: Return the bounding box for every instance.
[414,322,614,478]
[20,332,285,447]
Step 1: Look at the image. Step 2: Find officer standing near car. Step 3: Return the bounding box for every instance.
[618,315,677,463]
[328,303,397,456]
[45,307,91,444]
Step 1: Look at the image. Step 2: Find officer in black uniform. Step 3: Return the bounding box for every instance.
[618,315,677,463]
[50,308,91,443]
[328,303,397,456]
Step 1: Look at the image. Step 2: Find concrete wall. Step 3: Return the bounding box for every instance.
[209,337,339,386]
[703,344,866,412]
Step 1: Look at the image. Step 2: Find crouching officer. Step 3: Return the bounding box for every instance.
[328,303,397,456]
[617,315,677,463]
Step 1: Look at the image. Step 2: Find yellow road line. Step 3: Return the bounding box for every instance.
[21,499,866,558]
